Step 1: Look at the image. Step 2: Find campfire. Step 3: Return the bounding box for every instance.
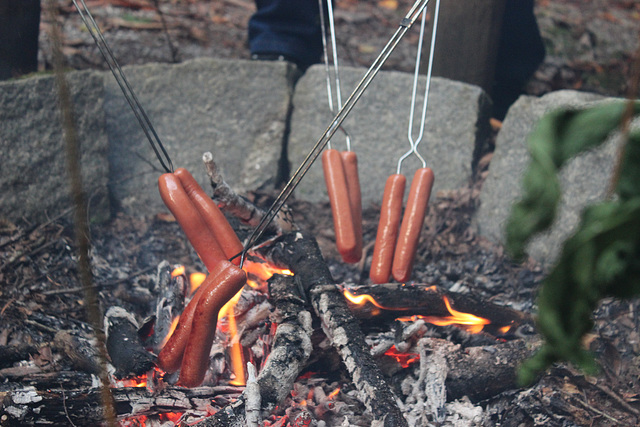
[2,152,639,426]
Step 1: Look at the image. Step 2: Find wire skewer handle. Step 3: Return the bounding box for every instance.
[397,0,441,174]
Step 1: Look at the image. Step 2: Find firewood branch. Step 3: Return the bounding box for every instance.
[259,232,409,427]
[202,152,294,236]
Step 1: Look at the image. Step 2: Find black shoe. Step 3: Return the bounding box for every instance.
[250,53,307,71]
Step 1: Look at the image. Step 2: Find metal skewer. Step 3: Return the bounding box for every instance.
[239,0,432,266]
[397,0,441,174]
[318,0,352,151]
[71,0,173,174]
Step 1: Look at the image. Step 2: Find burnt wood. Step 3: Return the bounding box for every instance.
[343,283,532,338]
[259,232,409,427]
[0,369,242,426]
[104,307,155,379]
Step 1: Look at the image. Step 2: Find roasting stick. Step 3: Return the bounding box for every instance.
[319,0,363,264]
[370,0,439,284]
[71,0,173,173]
[239,0,432,267]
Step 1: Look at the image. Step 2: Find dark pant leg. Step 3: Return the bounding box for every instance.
[0,0,41,80]
[249,0,323,70]
[492,0,545,119]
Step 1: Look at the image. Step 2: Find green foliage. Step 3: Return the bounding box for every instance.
[504,100,640,385]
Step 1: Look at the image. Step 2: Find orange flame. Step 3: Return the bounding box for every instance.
[243,259,293,281]
[161,316,180,348]
[219,289,246,386]
[171,265,185,278]
[189,271,207,294]
[499,325,512,335]
[327,388,340,399]
[343,289,388,309]
[343,290,491,334]
[120,375,147,388]
[404,296,491,334]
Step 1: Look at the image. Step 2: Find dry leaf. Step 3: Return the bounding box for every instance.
[378,0,398,11]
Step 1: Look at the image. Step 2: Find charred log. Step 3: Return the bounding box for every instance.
[104,307,155,379]
[260,231,409,427]
[147,260,187,353]
[0,370,242,426]
[0,344,39,369]
[343,283,531,338]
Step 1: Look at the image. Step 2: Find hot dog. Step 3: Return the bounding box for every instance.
[322,149,359,263]
[179,261,247,387]
[392,168,434,282]
[156,282,207,373]
[173,168,243,265]
[340,151,363,263]
[370,174,406,284]
[158,174,226,272]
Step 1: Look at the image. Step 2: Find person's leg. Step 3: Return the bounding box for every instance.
[249,0,323,71]
[0,0,41,80]
[492,0,545,119]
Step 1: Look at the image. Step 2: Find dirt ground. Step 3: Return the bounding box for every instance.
[41,0,640,100]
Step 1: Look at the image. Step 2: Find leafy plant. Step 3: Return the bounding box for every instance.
[504,100,640,385]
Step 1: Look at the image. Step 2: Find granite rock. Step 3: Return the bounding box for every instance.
[0,70,109,224]
[476,90,625,266]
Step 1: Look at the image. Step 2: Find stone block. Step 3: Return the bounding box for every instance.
[105,58,296,215]
[0,70,109,224]
[476,90,624,265]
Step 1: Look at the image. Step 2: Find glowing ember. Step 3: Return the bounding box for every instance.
[120,375,147,388]
[189,271,207,294]
[327,387,340,399]
[384,345,420,368]
[218,289,246,386]
[171,265,185,278]
[499,325,512,335]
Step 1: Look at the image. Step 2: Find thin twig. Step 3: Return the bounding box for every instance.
[151,0,179,63]
[41,265,157,296]
[59,382,79,427]
[595,383,640,417]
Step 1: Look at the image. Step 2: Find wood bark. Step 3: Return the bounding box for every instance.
[0,370,242,426]
[259,232,409,427]
[202,152,293,235]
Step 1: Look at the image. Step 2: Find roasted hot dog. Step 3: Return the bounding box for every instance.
[340,151,363,263]
[392,167,434,282]
[370,174,406,284]
[322,149,359,263]
[173,168,243,265]
[156,282,207,373]
[179,261,247,387]
[158,174,226,272]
